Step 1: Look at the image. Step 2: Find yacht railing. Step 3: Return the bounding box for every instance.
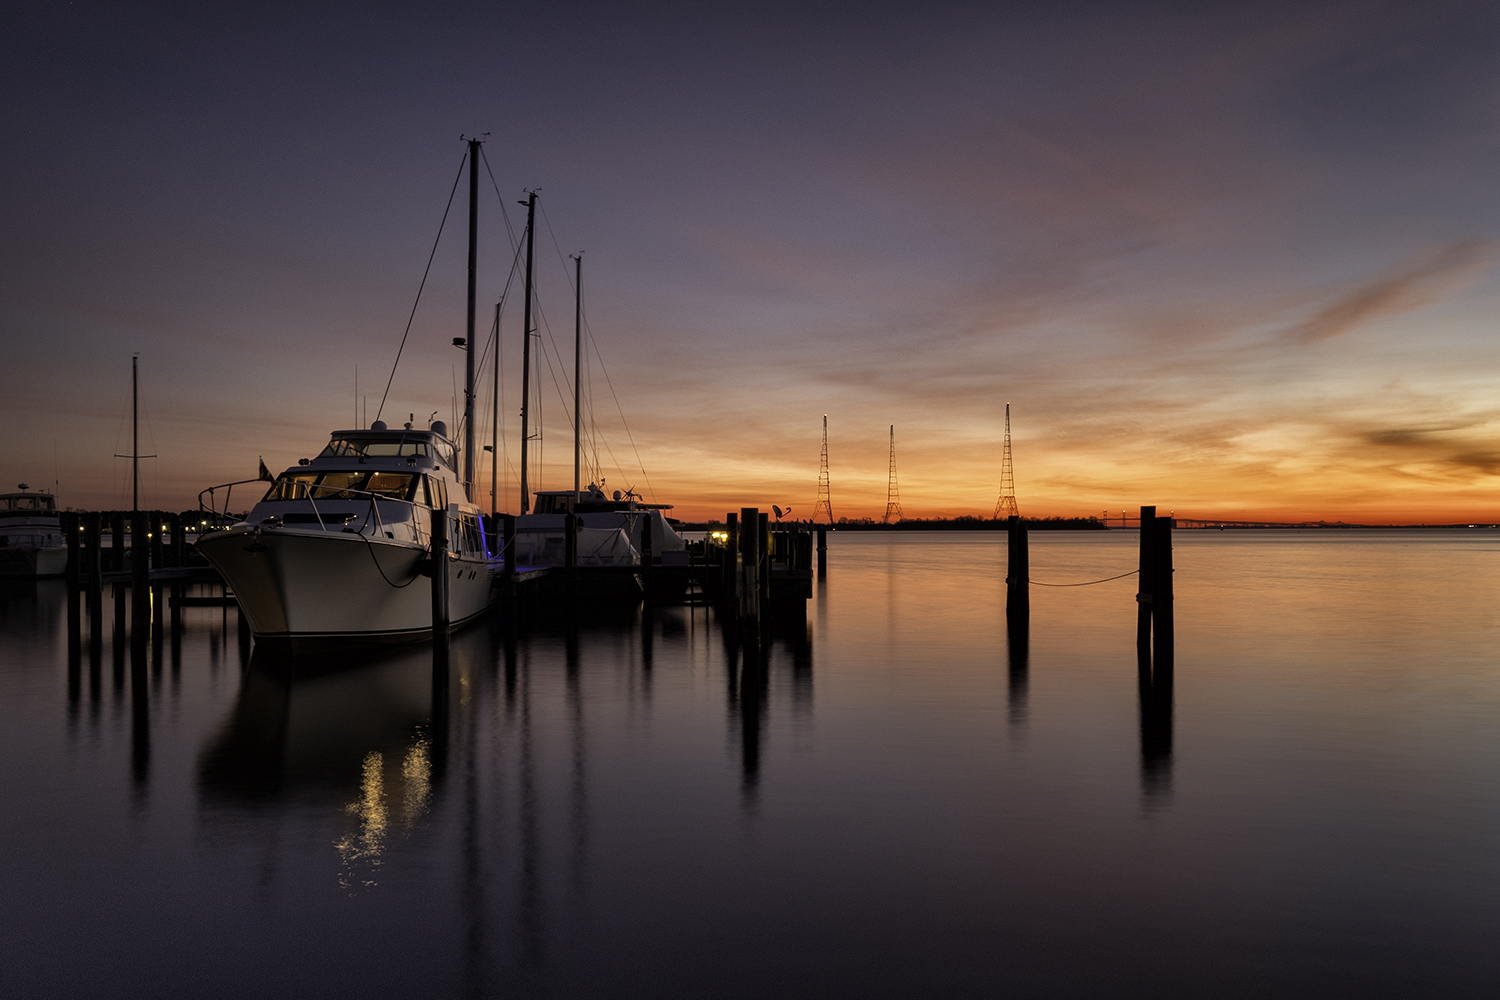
[198,478,499,565]
[198,477,443,547]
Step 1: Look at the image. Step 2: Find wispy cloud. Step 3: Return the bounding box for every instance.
[1281,240,1494,343]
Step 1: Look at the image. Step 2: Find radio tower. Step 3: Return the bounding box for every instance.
[813,414,834,524]
[993,402,1020,519]
[884,424,904,523]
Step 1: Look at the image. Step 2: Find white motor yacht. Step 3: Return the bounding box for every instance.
[0,487,67,578]
[196,420,494,650]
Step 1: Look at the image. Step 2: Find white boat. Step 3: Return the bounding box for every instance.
[196,421,494,650]
[514,485,687,568]
[0,487,67,578]
[503,206,686,570]
[198,139,513,649]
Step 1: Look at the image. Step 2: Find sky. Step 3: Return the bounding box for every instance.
[4,0,1500,522]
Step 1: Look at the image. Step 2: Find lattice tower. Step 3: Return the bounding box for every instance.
[884,424,904,523]
[813,414,834,524]
[993,402,1020,519]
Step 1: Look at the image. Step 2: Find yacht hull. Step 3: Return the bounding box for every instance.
[0,545,67,578]
[197,526,493,650]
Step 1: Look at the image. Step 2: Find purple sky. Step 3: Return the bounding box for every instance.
[5,1,1500,520]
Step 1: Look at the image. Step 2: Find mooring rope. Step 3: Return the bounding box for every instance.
[1028,569,1140,588]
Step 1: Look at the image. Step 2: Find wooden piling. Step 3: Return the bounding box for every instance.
[64,512,81,642]
[758,512,771,609]
[640,511,653,577]
[501,512,516,599]
[431,507,450,641]
[725,513,739,600]
[169,513,184,568]
[740,508,759,621]
[85,512,102,637]
[1006,514,1029,619]
[816,526,827,575]
[565,512,578,570]
[1136,505,1173,669]
[149,514,164,573]
[130,511,150,641]
[1153,512,1174,668]
[111,513,125,573]
[1137,505,1156,662]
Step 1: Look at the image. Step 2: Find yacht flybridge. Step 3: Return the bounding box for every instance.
[196,420,493,649]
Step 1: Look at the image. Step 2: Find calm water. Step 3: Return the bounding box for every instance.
[3,531,1499,997]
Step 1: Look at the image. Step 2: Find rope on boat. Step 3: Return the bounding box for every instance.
[1029,569,1140,587]
[362,531,424,589]
[376,150,469,423]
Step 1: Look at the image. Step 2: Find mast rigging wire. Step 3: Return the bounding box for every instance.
[376,151,468,423]
[539,202,658,503]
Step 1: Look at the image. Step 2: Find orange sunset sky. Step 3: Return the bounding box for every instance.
[5,2,1500,523]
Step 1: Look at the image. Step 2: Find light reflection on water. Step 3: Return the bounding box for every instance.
[1,531,1499,997]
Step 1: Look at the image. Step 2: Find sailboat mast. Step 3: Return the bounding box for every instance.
[518,191,536,514]
[491,301,500,517]
[462,137,481,498]
[131,353,139,512]
[573,253,582,506]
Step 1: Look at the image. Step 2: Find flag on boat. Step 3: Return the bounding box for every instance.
[258,457,272,481]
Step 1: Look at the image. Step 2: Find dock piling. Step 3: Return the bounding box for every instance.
[130,511,150,641]
[758,512,771,610]
[502,513,516,600]
[740,508,759,622]
[430,507,450,642]
[725,513,739,599]
[1006,515,1029,621]
[816,526,827,576]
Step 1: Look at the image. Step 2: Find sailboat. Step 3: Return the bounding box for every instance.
[196,140,499,649]
[507,202,687,569]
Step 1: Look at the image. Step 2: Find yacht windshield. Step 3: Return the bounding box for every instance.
[261,472,417,502]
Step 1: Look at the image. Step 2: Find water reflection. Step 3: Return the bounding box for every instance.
[1006,605,1029,731]
[1137,621,1173,802]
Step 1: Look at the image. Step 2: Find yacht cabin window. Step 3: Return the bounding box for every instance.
[261,472,418,502]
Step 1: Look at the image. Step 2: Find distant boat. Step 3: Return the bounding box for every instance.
[0,486,66,578]
[196,420,494,650]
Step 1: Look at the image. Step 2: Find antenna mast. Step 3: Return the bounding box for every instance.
[573,252,582,507]
[813,414,833,524]
[884,424,904,523]
[114,354,155,512]
[993,402,1020,519]
[518,191,536,514]
[462,136,482,499]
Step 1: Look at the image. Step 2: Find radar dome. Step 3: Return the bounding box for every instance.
[370,420,387,431]
[430,420,448,436]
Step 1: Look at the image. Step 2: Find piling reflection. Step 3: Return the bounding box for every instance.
[1137,622,1174,801]
[1006,605,1029,730]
